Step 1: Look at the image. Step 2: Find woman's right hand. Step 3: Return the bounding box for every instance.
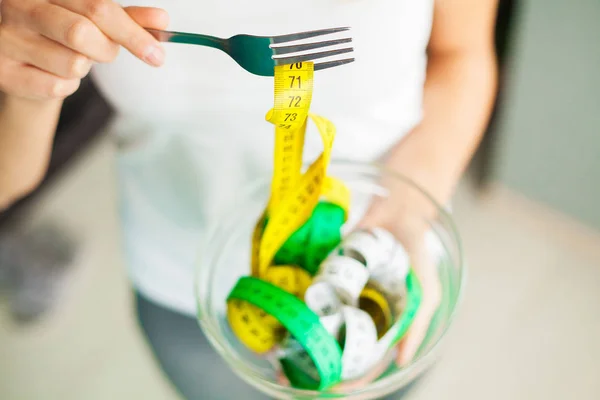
[0,0,169,101]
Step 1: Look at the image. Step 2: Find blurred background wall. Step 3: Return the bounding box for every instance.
[491,0,600,231]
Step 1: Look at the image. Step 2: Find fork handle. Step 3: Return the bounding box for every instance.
[146,29,226,50]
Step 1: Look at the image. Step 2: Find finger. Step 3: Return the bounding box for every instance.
[52,0,166,66]
[27,3,119,63]
[125,6,170,30]
[396,244,442,366]
[395,298,438,366]
[0,58,80,99]
[0,25,91,79]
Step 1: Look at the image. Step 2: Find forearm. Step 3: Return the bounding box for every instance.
[0,94,62,209]
[384,49,498,207]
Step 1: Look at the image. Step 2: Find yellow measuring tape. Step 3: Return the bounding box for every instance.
[261,62,352,278]
[227,62,350,354]
[359,286,393,340]
[226,265,314,354]
[222,61,423,391]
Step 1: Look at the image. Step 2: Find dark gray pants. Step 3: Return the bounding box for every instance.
[135,292,417,400]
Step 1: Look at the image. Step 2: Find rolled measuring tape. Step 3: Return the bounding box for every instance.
[277,228,422,388]
[257,74,340,277]
[278,308,379,384]
[264,265,312,300]
[368,246,411,301]
[305,202,345,274]
[340,228,399,270]
[339,306,379,380]
[331,228,419,361]
[273,220,310,270]
[227,265,312,353]
[359,285,393,339]
[279,305,379,385]
[304,280,343,317]
[277,312,344,360]
[225,60,424,391]
[277,274,421,389]
[227,277,343,389]
[314,255,370,305]
[228,62,348,360]
[365,270,423,368]
[340,227,410,301]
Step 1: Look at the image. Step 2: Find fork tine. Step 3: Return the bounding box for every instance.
[314,58,356,71]
[271,38,353,56]
[273,48,354,65]
[271,27,350,44]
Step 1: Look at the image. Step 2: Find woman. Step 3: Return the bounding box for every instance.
[0,0,498,398]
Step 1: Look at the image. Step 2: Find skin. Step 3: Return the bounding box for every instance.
[339,0,499,392]
[0,0,498,392]
[362,0,499,369]
[0,0,169,209]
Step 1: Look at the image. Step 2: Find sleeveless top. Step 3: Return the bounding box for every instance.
[91,0,434,316]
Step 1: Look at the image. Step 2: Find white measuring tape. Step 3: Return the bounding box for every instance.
[339,305,380,380]
[314,255,370,306]
[340,228,397,270]
[304,281,343,317]
[227,62,423,390]
[279,227,415,384]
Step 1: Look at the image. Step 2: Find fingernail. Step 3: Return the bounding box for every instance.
[73,57,91,77]
[143,44,165,66]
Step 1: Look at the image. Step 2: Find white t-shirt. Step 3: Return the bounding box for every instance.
[91,0,434,316]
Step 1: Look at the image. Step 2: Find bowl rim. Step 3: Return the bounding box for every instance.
[194,159,466,397]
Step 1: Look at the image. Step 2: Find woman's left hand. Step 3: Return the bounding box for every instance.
[328,178,443,394]
[357,178,443,367]
[278,179,444,394]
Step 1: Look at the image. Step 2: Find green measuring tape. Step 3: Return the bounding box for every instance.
[227,277,344,389]
[274,202,345,275]
[228,200,423,390]
[278,269,423,389]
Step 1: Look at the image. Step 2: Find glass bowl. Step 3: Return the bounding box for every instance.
[195,160,465,399]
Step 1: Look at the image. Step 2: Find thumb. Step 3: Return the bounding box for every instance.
[125,7,170,30]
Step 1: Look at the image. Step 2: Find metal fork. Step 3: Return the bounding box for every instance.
[146,27,354,76]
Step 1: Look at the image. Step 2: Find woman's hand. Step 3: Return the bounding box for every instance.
[323,181,442,395]
[357,175,442,368]
[276,180,443,395]
[0,0,169,100]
